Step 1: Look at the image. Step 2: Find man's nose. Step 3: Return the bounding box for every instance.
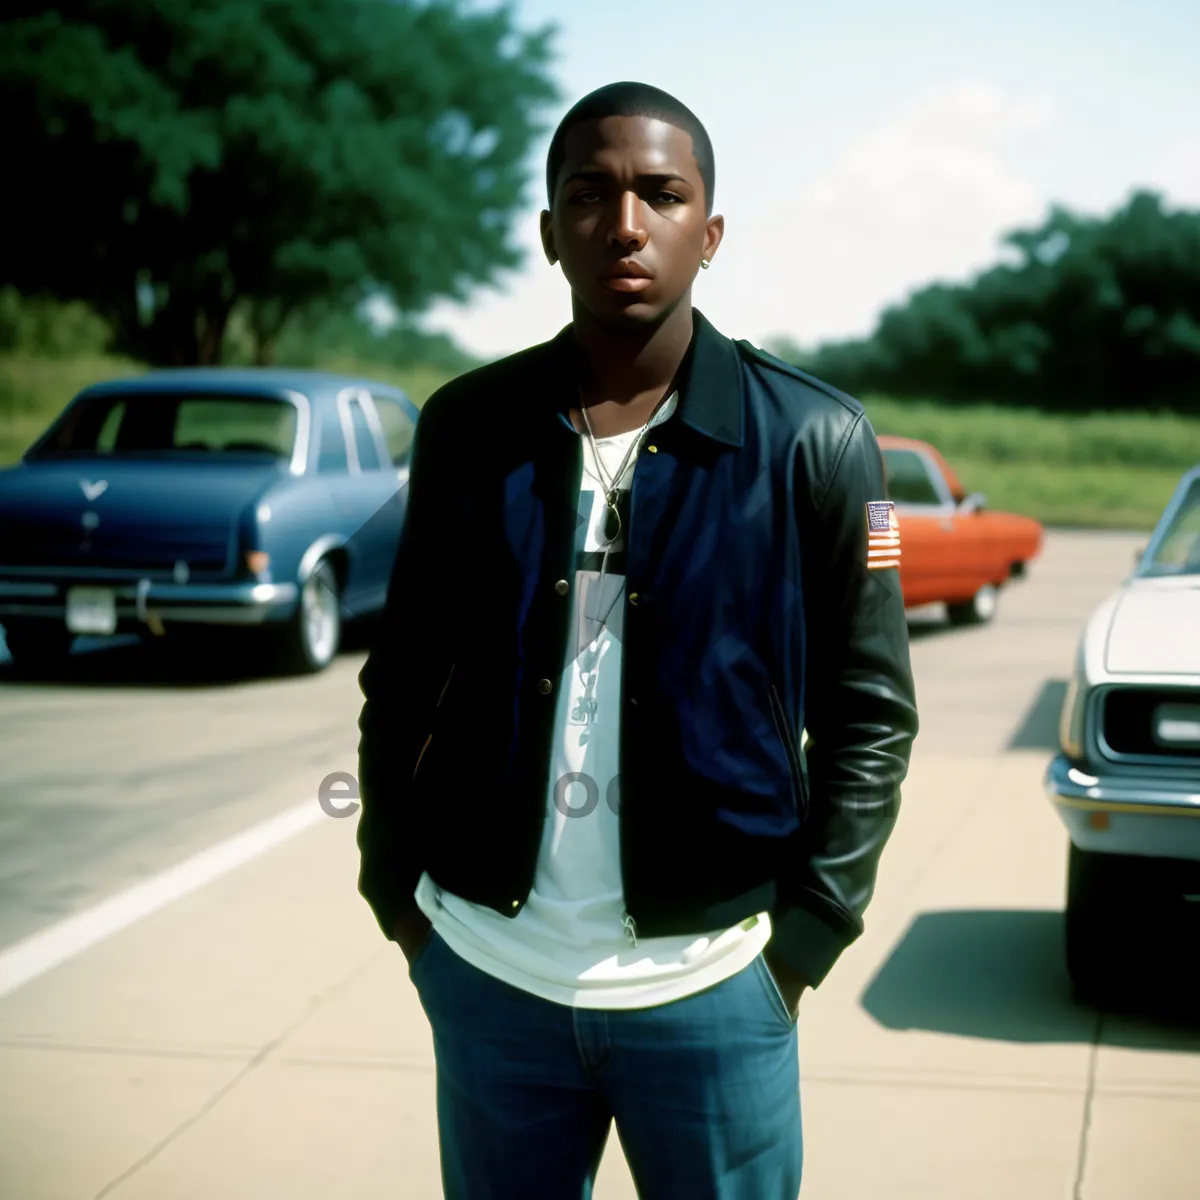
[608,190,648,251]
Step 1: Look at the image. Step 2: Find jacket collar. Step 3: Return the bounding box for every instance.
[542,307,744,449]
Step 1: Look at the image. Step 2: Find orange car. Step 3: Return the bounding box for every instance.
[878,435,1044,625]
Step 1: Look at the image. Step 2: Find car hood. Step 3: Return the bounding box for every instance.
[1105,578,1200,674]
[0,457,285,524]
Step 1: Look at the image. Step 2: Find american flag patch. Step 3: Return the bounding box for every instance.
[866,500,901,570]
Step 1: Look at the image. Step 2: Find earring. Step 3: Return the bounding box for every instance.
[700,258,711,269]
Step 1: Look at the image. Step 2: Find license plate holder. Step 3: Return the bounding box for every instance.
[65,586,117,635]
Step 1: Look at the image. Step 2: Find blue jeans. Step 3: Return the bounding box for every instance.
[409,931,803,1199]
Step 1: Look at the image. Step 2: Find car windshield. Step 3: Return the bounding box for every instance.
[1140,474,1200,577]
[29,392,298,460]
[882,447,945,506]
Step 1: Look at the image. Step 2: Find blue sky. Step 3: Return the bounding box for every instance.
[417,0,1200,359]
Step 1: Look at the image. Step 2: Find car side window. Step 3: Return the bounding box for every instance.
[370,394,416,465]
[1150,479,1200,571]
[317,404,349,474]
[96,401,125,453]
[882,449,944,506]
[348,398,382,471]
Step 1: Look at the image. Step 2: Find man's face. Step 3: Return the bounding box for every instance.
[541,115,723,329]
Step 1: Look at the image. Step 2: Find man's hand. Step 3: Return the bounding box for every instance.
[764,944,811,1020]
[392,909,433,966]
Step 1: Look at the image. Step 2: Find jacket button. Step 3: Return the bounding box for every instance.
[537,678,553,694]
[646,444,658,453]
[511,900,520,909]
[628,592,638,606]
[555,579,569,595]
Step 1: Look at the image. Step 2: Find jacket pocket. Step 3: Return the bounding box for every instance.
[768,683,808,822]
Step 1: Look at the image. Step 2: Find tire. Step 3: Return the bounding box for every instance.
[270,558,342,675]
[2,620,75,673]
[946,582,999,626]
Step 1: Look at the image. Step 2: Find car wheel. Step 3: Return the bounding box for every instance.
[272,558,342,675]
[946,582,999,626]
[2,620,75,673]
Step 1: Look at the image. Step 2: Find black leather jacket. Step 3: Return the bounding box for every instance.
[356,309,918,987]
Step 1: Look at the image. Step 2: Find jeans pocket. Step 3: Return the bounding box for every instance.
[756,955,799,1028]
[406,927,439,983]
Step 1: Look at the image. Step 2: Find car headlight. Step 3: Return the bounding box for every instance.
[1059,670,1087,759]
[1153,703,1200,749]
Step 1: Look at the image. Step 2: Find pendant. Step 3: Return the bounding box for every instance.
[603,500,622,544]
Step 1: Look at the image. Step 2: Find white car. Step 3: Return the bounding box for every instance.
[1046,464,1200,1002]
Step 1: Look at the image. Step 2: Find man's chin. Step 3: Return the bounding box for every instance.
[574,290,680,332]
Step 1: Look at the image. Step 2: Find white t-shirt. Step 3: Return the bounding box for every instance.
[415,391,771,1008]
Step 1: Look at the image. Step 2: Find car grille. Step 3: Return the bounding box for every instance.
[1098,686,1200,763]
[0,520,233,574]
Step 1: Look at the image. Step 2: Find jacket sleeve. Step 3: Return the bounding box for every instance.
[355,389,459,941]
[770,409,919,986]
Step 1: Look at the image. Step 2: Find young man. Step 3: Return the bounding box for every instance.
[356,81,919,1199]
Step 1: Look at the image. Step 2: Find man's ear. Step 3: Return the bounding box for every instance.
[703,213,725,265]
[540,210,558,265]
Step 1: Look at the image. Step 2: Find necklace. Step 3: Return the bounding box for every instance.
[575,397,658,638]
[579,401,654,544]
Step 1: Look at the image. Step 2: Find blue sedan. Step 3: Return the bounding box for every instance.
[0,368,421,674]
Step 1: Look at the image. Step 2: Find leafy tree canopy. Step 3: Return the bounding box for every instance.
[769,191,1200,413]
[1,0,559,364]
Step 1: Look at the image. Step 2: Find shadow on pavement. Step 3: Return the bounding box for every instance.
[1008,678,1069,751]
[862,909,1200,1050]
[0,619,378,689]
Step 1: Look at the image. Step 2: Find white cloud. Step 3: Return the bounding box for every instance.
[421,79,1058,359]
[741,79,1057,348]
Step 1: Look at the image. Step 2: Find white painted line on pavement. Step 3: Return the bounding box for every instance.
[0,800,326,1000]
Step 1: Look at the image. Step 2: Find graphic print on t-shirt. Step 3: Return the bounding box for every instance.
[565,481,628,736]
[570,486,629,662]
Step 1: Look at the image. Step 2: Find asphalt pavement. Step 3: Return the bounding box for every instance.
[0,530,1196,1199]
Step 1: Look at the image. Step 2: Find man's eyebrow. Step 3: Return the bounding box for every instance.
[563,169,693,188]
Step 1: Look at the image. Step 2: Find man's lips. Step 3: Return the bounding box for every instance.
[603,276,654,292]
[602,263,654,293]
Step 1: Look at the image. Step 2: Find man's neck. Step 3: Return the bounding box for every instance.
[568,299,694,437]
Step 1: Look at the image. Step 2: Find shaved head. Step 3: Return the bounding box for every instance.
[546,81,715,215]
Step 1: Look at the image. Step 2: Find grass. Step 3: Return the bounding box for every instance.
[861,394,1200,471]
[0,354,145,464]
[859,394,1199,529]
[931,458,1182,530]
[1,353,1196,530]
[0,353,450,465]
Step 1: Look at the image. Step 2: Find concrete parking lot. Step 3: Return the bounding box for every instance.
[0,529,1196,1199]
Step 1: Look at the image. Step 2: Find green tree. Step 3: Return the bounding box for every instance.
[785,191,1200,413]
[1,0,559,365]
[222,296,486,376]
